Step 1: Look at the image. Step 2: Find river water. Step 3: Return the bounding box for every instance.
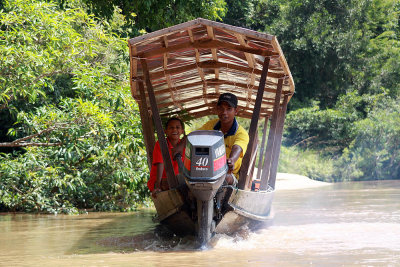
[1,180,400,266]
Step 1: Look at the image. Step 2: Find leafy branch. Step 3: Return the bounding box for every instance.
[0,126,63,147]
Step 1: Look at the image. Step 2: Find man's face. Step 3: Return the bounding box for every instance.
[216,101,237,126]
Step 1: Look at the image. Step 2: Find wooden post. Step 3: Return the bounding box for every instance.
[238,57,270,189]
[256,116,269,180]
[268,93,289,189]
[259,78,283,191]
[137,81,156,169]
[140,59,178,189]
[246,136,259,189]
[129,45,154,168]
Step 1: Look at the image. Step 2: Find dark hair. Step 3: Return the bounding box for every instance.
[165,117,185,133]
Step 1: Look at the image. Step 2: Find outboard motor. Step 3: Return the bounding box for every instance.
[182,130,228,245]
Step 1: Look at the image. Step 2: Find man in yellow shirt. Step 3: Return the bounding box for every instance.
[198,93,249,185]
[173,93,249,185]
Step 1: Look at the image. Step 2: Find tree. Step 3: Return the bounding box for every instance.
[0,0,128,147]
[248,0,399,109]
[283,92,364,154]
[78,0,226,37]
[337,97,400,180]
[353,0,400,98]
[221,0,258,28]
[254,0,400,180]
[0,0,149,213]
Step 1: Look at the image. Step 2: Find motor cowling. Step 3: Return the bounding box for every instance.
[183,130,227,201]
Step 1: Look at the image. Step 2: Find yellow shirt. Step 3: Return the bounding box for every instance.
[198,118,249,176]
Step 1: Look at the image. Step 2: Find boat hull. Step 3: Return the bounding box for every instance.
[215,188,274,235]
[151,187,274,240]
[152,189,195,236]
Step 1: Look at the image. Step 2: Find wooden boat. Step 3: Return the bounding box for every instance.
[128,18,295,246]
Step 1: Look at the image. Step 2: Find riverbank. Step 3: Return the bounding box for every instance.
[276,172,331,190]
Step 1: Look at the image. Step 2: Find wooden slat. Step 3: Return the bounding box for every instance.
[237,110,273,118]
[246,138,259,189]
[235,34,256,109]
[156,92,280,110]
[144,78,284,99]
[166,108,273,121]
[207,26,220,81]
[129,45,138,97]
[238,57,270,189]
[162,36,183,110]
[141,59,178,189]
[267,93,289,189]
[137,38,279,59]
[137,81,155,168]
[256,116,269,180]
[137,60,285,81]
[128,18,295,96]
[271,37,295,95]
[188,28,211,113]
[259,78,283,191]
[180,108,274,120]
[188,29,206,82]
[129,19,275,46]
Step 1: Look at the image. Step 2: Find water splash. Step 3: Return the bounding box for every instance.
[214,222,400,254]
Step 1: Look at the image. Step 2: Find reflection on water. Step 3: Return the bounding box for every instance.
[1,180,400,266]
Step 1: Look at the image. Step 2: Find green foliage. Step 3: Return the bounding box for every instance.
[1,0,108,109]
[1,0,399,215]
[0,0,149,213]
[284,92,364,153]
[251,0,400,181]
[248,0,362,107]
[247,0,399,109]
[281,96,400,182]
[356,28,400,97]
[222,0,258,27]
[79,0,226,37]
[336,97,400,180]
[1,85,150,214]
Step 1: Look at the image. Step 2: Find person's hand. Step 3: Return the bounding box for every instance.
[171,136,186,158]
[171,146,180,158]
[227,158,234,172]
[225,173,234,185]
[151,188,161,198]
[226,145,242,173]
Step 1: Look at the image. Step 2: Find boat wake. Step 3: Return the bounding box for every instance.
[97,223,257,252]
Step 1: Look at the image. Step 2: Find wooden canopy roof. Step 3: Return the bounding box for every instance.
[128,18,295,120]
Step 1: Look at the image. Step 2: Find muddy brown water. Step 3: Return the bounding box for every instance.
[1,180,400,266]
